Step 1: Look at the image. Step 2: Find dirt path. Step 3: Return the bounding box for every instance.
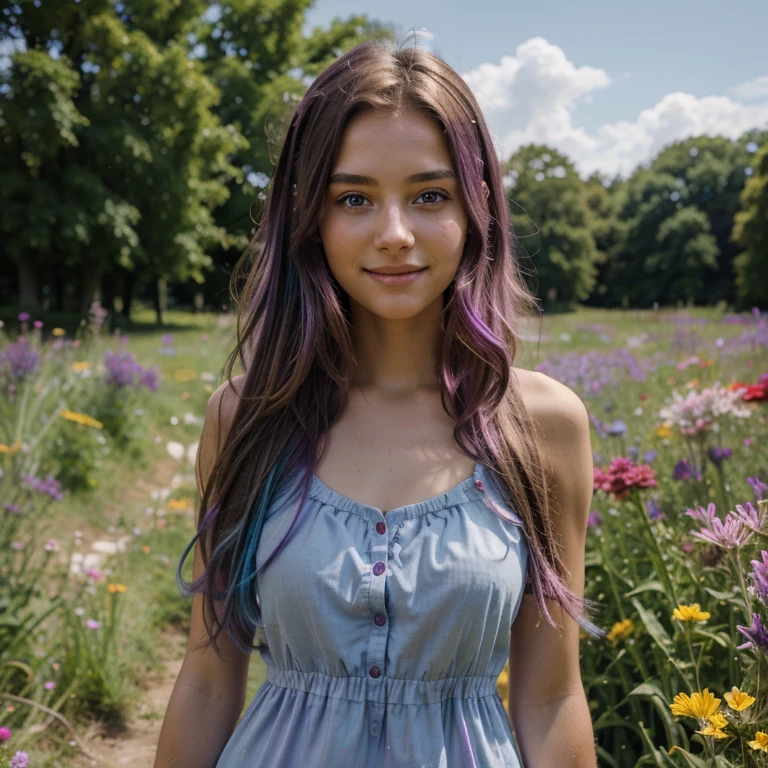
[70,628,187,768]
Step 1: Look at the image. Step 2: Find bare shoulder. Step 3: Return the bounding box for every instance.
[512,367,589,440]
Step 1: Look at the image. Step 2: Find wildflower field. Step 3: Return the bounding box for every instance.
[0,304,766,767]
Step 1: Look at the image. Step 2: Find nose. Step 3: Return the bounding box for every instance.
[373,203,415,253]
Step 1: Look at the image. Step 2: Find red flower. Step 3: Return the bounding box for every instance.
[593,457,658,501]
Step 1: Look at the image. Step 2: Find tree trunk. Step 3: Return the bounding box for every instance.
[122,272,135,320]
[18,258,40,313]
[153,278,166,326]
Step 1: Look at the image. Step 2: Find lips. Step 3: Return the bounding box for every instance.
[364,267,427,275]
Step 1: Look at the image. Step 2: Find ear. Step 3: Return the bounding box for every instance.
[481,181,490,201]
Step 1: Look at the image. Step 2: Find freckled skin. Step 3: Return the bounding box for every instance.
[317,108,469,325]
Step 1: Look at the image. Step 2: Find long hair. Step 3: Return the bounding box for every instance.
[177,38,603,656]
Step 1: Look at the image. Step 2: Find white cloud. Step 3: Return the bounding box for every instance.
[727,74,768,102]
[462,38,768,180]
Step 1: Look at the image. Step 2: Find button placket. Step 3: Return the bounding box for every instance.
[366,513,389,736]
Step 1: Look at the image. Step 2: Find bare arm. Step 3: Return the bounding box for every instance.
[509,373,597,767]
[154,378,254,768]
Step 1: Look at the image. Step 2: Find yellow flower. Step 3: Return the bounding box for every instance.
[168,498,192,511]
[672,603,710,623]
[607,618,634,643]
[71,361,91,373]
[0,441,22,455]
[106,583,128,593]
[724,686,755,712]
[670,689,721,719]
[174,368,198,382]
[749,732,768,751]
[696,723,728,739]
[60,409,103,429]
[52,327,66,337]
[708,712,729,730]
[655,423,673,439]
[142,546,151,554]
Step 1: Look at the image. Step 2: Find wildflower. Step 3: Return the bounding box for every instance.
[685,502,718,527]
[17,312,29,322]
[748,477,768,501]
[643,450,658,463]
[606,618,634,643]
[174,368,198,382]
[691,514,753,550]
[659,385,751,437]
[646,499,664,520]
[44,681,54,690]
[587,511,603,529]
[9,750,29,768]
[724,686,756,711]
[74,607,85,616]
[86,619,101,630]
[749,732,768,751]
[60,409,103,429]
[0,338,39,378]
[168,498,191,512]
[71,361,90,373]
[707,446,733,467]
[0,726,10,741]
[0,441,21,455]
[737,614,768,650]
[142,545,151,553]
[605,420,627,436]
[52,327,66,336]
[672,604,711,623]
[655,422,673,439]
[44,538,59,552]
[85,568,103,580]
[106,583,128,593]
[593,457,658,501]
[735,502,765,533]
[670,689,721,719]
[22,473,63,501]
[696,721,728,739]
[674,458,700,481]
[104,349,158,390]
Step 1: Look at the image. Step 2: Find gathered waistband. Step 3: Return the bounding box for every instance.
[266,666,499,705]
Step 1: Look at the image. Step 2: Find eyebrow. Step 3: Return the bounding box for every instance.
[328,169,457,186]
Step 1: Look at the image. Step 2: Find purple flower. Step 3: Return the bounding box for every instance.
[0,726,10,742]
[646,499,664,520]
[0,338,40,378]
[3,502,21,514]
[734,501,764,533]
[139,365,159,391]
[86,619,101,630]
[643,450,658,464]
[104,349,158,390]
[589,414,606,439]
[587,511,603,529]
[690,513,753,549]
[749,551,768,605]
[673,458,701,481]
[33,320,43,329]
[44,680,55,690]
[748,477,768,501]
[737,613,768,650]
[605,420,627,436]
[22,473,64,501]
[707,446,733,467]
[10,750,30,768]
[686,502,718,527]
[17,312,30,322]
[162,334,173,345]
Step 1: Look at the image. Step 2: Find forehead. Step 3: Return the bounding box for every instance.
[333,108,454,173]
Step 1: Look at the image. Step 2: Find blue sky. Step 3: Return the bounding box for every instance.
[304,0,768,179]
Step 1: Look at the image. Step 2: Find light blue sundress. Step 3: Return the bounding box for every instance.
[215,461,529,767]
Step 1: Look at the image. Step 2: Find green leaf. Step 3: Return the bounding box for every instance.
[626,580,669,598]
[668,747,710,768]
[637,720,677,767]
[628,682,688,752]
[691,628,731,648]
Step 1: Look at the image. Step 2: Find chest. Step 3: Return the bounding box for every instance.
[313,388,476,514]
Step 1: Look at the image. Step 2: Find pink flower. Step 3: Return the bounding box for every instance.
[691,513,753,550]
[9,750,29,768]
[685,502,718,528]
[0,726,11,742]
[593,457,658,501]
[44,681,55,690]
[44,538,59,552]
[86,619,101,630]
[85,568,103,581]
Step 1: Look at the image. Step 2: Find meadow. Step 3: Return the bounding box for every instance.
[0,303,766,767]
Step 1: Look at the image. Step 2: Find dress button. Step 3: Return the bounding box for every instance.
[374,613,386,626]
[373,562,386,576]
[474,479,484,491]
[369,665,382,678]
[376,522,386,535]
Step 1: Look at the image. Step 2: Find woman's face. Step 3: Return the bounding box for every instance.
[316,107,470,321]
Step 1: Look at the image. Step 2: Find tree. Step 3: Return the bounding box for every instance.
[732,142,768,308]
[502,145,599,309]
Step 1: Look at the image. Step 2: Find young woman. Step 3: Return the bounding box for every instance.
[155,39,604,768]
